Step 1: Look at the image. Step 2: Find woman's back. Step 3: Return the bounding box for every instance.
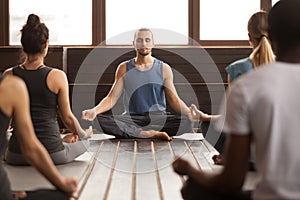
[9,66,64,154]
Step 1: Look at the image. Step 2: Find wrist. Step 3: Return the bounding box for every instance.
[78,129,87,139]
[51,174,65,191]
[92,107,97,114]
[200,113,209,121]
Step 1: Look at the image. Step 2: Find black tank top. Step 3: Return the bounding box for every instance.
[0,73,14,200]
[9,66,64,153]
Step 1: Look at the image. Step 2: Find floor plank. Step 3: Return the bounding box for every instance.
[79,140,118,199]
[5,137,227,200]
[135,140,161,200]
[153,141,183,200]
[108,141,135,200]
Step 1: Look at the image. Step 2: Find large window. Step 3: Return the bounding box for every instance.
[200,0,260,40]
[0,0,279,46]
[106,0,188,45]
[9,0,92,45]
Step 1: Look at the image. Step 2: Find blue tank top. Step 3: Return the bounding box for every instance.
[123,58,166,115]
[225,57,254,82]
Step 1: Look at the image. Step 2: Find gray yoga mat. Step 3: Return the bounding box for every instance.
[3,152,92,190]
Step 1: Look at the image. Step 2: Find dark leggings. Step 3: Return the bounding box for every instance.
[19,189,68,200]
[97,113,193,138]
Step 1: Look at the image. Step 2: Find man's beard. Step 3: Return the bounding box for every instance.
[138,49,151,57]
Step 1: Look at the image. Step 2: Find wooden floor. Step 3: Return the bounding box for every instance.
[75,138,222,200]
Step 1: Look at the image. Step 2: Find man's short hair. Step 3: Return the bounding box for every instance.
[134,28,154,41]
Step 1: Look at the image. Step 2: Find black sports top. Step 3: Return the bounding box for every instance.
[9,66,64,154]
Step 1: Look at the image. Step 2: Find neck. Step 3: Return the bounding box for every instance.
[136,53,153,63]
[22,56,44,70]
[134,56,154,71]
[135,55,154,64]
[276,47,300,63]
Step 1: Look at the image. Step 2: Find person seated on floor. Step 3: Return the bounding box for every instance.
[0,73,77,200]
[82,28,212,140]
[226,11,275,86]
[213,10,276,169]
[173,1,300,199]
[4,14,93,166]
[191,11,275,169]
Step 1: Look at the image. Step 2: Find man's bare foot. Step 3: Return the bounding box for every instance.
[139,130,172,141]
[212,154,224,165]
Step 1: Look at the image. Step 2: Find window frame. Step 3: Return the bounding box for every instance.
[0,0,273,46]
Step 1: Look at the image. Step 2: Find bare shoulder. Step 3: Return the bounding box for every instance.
[49,68,66,76]
[3,67,14,76]
[162,62,172,70]
[117,61,127,72]
[162,63,173,79]
[2,75,27,97]
[3,75,26,89]
[0,75,27,116]
[115,61,127,78]
[46,68,68,94]
[48,68,67,81]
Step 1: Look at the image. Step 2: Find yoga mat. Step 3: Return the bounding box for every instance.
[172,133,204,141]
[89,133,115,141]
[3,152,92,191]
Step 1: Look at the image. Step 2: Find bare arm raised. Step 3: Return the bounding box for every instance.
[82,62,126,121]
[47,69,92,138]
[160,65,218,122]
[163,63,190,114]
[189,104,221,122]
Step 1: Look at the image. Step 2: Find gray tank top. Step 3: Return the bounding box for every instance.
[123,58,166,115]
[9,66,64,153]
[0,73,14,200]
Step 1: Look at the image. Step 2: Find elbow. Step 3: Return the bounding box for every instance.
[21,146,32,158]
[168,99,181,112]
[63,115,76,128]
[20,141,40,161]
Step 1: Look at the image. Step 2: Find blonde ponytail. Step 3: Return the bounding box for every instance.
[248,11,275,68]
[250,35,275,68]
